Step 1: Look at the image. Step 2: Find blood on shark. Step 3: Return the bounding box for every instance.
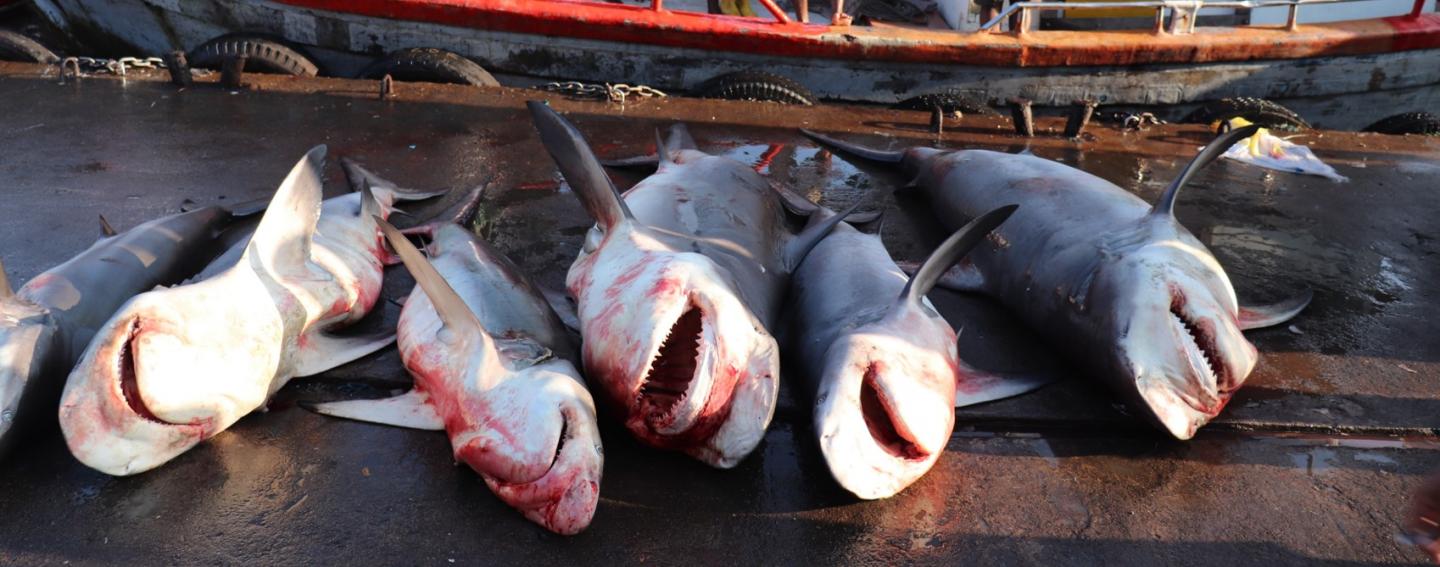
[59,147,441,475]
[529,102,852,467]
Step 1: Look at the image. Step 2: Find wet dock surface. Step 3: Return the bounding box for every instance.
[0,64,1438,564]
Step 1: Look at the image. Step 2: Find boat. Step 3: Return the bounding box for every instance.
[20,0,1440,130]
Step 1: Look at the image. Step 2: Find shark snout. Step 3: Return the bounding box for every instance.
[471,368,603,535]
[816,333,956,500]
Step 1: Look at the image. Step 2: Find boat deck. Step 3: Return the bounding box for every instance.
[0,64,1436,564]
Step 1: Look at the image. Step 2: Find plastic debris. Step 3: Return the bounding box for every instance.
[1220,117,1348,182]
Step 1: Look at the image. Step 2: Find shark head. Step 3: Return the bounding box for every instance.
[571,225,778,468]
[814,302,958,499]
[462,359,604,535]
[0,298,60,449]
[1090,220,1257,440]
[58,280,281,476]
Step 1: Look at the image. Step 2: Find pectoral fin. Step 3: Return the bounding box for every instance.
[307,390,444,431]
[954,360,1055,408]
[292,329,397,378]
[1238,288,1313,330]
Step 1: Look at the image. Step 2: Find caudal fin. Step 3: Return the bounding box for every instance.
[800,129,905,164]
[901,205,1017,305]
[528,101,634,231]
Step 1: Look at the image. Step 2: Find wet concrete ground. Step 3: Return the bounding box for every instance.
[0,64,1438,564]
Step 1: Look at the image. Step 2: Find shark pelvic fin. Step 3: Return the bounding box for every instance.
[243,145,326,277]
[307,390,445,431]
[341,158,448,204]
[292,329,398,378]
[528,101,634,231]
[901,205,1017,306]
[954,359,1055,408]
[1153,124,1261,217]
[800,129,905,164]
[98,214,118,237]
[1238,288,1313,330]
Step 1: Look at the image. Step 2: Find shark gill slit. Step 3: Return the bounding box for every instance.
[117,319,166,424]
[639,304,703,419]
[859,364,927,461]
[1169,292,1225,389]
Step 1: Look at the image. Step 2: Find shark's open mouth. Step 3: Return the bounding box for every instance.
[639,305,704,422]
[859,364,927,461]
[1169,293,1229,399]
[116,319,168,425]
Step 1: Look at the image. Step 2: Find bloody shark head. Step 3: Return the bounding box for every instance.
[1086,217,1258,440]
[570,225,779,467]
[529,101,788,468]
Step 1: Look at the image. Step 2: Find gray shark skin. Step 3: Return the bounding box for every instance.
[786,205,1044,499]
[0,206,238,455]
[802,126,1311,439]
[529,101,853,468]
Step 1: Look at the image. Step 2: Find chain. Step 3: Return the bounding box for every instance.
[59,56,167,77]
[539,81,668,104]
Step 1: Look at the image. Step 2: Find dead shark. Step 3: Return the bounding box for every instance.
[786,205,1048,499]
[529,101,852,468]
[802,126,1311,439]
[0,207,248,455]
[59,146,440,475]
[311,212,603,535]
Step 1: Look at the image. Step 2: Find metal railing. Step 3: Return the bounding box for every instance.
[981,0,1429,34]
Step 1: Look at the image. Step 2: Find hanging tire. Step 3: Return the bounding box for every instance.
[892,92,997,115]
[696,71,816,106]
[358,48,499,86]
[188,34,320,76]
[1183,97,1309,131]
[1363,112,1440,136]
[0,30,59,64]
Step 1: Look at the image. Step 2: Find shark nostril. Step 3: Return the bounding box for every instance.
[117,320,166,425]
[639,305,703,420]
[859,365,927,461]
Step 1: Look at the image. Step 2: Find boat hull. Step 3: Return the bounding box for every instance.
[31,0,1440,129]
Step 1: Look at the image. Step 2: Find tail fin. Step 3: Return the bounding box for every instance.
[800,129,904,164]
[528,101,634,230]
[1152,124,1260,217]
[901,205,1017,306]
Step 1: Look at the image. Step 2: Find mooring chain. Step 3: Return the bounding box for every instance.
[59,55,168,78]
[538,81,668,103]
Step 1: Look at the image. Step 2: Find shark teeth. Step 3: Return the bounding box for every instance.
[639,305,703,422]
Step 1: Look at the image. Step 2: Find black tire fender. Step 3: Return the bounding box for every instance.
[1183,97,1310,131]
[188,34,320,76]
[695,71,817,106]
[1363,112,1440,136]
[358,48,499,86]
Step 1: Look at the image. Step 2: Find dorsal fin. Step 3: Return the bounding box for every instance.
[655,129,673,168]
[1153,124,1260,217]
[901,204,1017,305]
[377,218,494,355]
[784,199,867,272]
[665,123,698,152]
[241,145,326,276]
[0,258,12,299]
[358,178,381,222]
[98,214,118,237]
[528,101,634,231]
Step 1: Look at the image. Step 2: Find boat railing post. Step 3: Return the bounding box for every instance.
[1014,4,1033,35]
[756,0,793,22]
[1154,5,1167,33]
[1167,0,1199,33]
[832,0,853,25]
[1286,1,1300,29]
[652,0,664,11]
[797,0,809,22]
[1411,0,1426,18]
